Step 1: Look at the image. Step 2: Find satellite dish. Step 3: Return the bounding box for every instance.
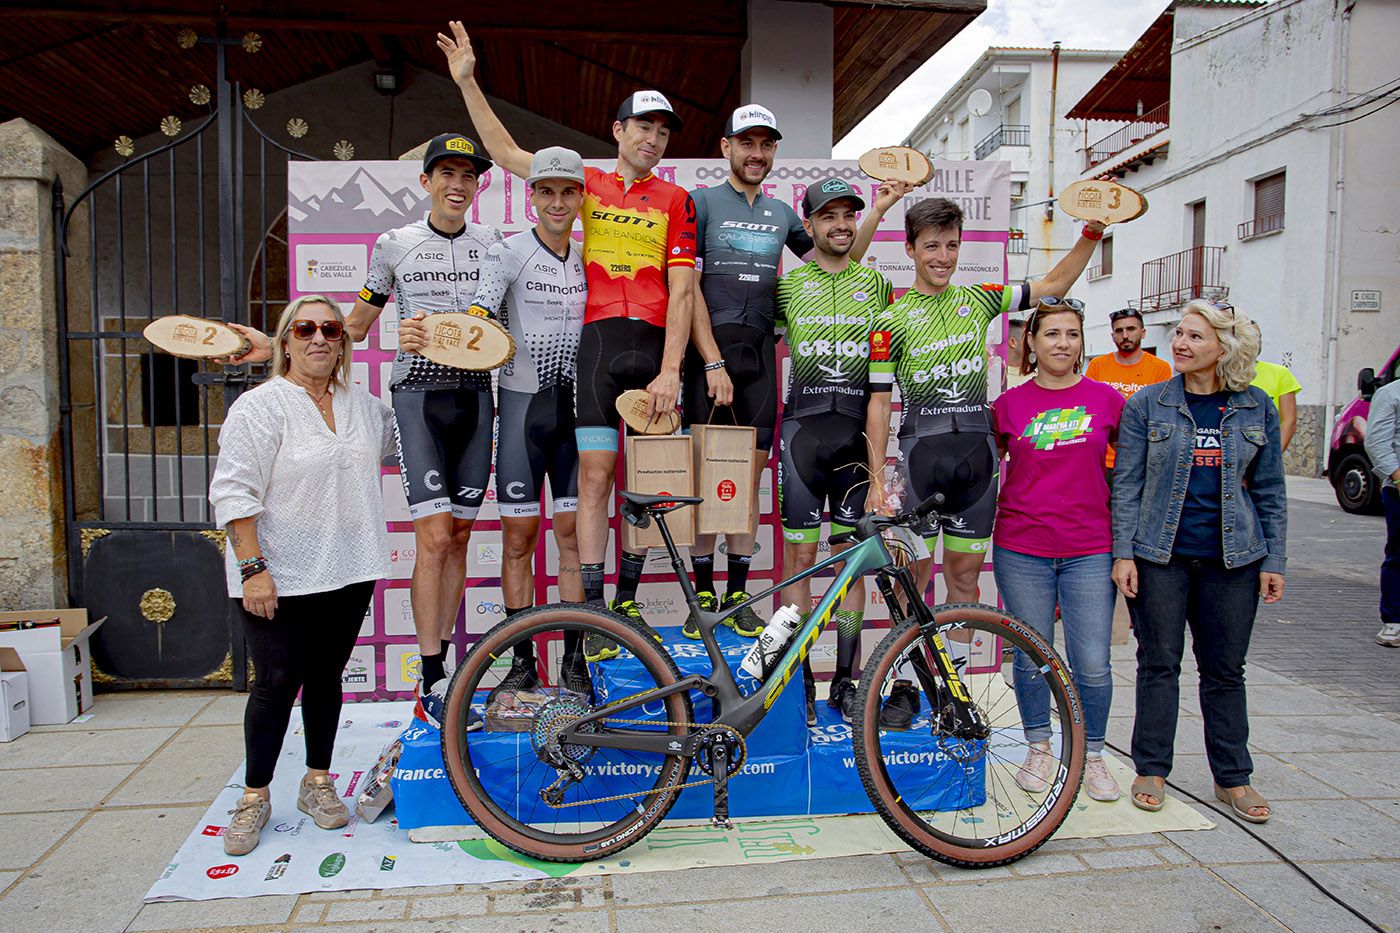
[967,89,993,117]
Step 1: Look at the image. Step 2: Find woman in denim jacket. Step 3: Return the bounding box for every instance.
[1111,300,1286,823]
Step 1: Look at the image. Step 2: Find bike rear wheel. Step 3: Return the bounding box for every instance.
[854,603,1086,868]
[441,605,693,862]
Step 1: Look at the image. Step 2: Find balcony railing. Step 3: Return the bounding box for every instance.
[974,124,1030,161]
[1008,237,1028,255]
[1086,263,1112,281]
[1139,246,1226,311]
[1085,102,1170,170]
[1237,211,1284,240]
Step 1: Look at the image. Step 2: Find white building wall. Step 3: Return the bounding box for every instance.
[1074,0,1400,474]
[905,50,1120,282]
[742,0,834,157]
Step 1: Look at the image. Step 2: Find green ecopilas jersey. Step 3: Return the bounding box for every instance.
[870,281,1031,436]
[775,260,894,421]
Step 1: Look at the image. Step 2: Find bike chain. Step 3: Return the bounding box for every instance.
[540,719,746,810]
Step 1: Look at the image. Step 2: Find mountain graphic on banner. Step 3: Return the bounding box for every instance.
[288,168,426,227]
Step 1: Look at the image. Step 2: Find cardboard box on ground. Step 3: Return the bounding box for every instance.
[0,610,107,725]
[0,647,29,741]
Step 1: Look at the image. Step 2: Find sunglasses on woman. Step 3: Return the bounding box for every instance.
[290,319,345,340]
[1036,296,1085,312]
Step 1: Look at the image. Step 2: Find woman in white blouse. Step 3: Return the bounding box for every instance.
[209,295,395,857]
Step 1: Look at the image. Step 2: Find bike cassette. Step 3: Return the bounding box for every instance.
[529,695,600,768]
[694,726,747,777]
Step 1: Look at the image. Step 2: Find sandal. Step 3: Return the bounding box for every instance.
[1130,775,1166,812]
[1215,784,1271,824]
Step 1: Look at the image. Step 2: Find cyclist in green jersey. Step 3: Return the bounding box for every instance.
[774,177,896,725]
[866,197,1106,608]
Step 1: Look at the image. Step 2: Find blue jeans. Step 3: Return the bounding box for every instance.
[1382,487,1400,625]
[994,546,1114,753]
[1128,556,1260,787]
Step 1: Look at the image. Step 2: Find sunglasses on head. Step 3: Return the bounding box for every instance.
[1109,308,1141,322]
[1199,300,1236,318]
[1035,296,1085,312]
[290,319,345,341]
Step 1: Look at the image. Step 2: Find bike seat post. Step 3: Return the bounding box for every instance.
[654,512,700,604]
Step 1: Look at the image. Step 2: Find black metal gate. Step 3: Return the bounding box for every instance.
[53,32,317,690]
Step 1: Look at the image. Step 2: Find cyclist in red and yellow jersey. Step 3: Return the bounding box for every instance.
[441,22,694,646]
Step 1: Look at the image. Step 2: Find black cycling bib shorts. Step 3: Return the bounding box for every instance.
[898,431,997,553]
[574,318,666,453]
[391,387,494,521]
[495,386,580,518]
[778,414,870,545]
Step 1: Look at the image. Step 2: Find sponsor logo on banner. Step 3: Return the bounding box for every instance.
[319,853,347,878]
[264,854,292,881]
[343,770,365,797]
[467,586,507,634]
[207,864,239,880]
[342,664,369,686]
[274,819,307,835]
[716,479,737,502]
[201,825,226,837]
[159,862,178,881]
[395,766,446,782]
[384,587,416,636]
[295,243,367,292]
[380,855,397,872]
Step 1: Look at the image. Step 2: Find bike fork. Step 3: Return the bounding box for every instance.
[877,570,989,739]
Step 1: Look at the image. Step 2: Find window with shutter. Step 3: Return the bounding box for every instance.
[1253,172,1285,233]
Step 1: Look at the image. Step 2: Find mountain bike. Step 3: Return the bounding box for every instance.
[440,489,1085,867]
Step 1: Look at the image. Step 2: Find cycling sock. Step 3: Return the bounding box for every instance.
[582,562,605,603]
[725,552,752,595]
[834,609,864,684]
[420,651,446,688]
[505,606,534,661]
[691,553,715,594]
[440,638,451,659]
[616,551,647,604]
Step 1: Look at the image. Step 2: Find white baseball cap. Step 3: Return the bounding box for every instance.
[526,147,586,187]
[616,90,683,130]
[724,104,782,140]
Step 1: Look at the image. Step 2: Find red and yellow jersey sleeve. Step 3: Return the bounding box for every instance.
[665,190,697,268]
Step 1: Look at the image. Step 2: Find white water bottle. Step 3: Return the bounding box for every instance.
[740,604,804,679]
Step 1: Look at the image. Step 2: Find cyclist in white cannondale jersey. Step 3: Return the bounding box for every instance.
[402,147,592,699]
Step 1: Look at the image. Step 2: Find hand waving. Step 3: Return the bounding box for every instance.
[436,20,478,86]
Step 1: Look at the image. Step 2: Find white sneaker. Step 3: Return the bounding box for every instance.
[1377,623,1400,647]
[1084,754,1121,802]
[1015,744,1054,794]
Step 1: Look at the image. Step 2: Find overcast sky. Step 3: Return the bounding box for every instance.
[832,0,1175,156]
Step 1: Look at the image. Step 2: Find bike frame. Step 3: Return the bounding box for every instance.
[561,508,977,756]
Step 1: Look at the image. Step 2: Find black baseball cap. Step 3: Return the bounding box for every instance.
[616,90,684,131]
[422,133,493,176]
[802,177,866,217]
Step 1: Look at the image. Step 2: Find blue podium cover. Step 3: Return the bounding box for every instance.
[392,626,985,830]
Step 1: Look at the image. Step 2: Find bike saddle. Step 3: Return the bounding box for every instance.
[618,491,704,528]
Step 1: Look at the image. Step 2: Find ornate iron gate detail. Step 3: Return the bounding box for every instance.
[53,30,318,689]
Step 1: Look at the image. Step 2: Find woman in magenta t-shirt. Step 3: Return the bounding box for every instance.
[992,298,1125,803]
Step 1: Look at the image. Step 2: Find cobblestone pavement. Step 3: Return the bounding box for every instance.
[0,479,1396,931]
[1250,478,1400,720]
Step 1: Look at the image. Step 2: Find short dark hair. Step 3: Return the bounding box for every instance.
[905,198,963,245]
[1109,307,1144,326]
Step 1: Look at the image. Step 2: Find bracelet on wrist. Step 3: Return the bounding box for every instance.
[237,555,264,568]
[1081,226,1104,241]
[239,559,268,581]
[704,358,726,372]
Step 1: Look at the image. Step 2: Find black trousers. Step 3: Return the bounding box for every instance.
[236,580,374,788]
[1128,556,1261,788]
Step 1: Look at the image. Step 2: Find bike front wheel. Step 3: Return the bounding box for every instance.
[441,605,693,863]
[853,603,1086,868]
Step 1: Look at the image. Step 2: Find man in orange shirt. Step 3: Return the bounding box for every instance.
[1086,307,1173,482]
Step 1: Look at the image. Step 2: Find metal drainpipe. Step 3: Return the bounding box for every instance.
[1321,2,1353,476]
[1047,41,1061,221]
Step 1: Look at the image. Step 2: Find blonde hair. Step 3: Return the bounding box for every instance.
[1181,300,1260,393]
[270,295,352,387]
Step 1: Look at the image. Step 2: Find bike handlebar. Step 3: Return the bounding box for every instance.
[828,491,947,546]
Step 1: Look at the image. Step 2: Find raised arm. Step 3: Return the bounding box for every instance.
[1029,220,1106,302]
[850,180,912,263]
[437,21,534,179]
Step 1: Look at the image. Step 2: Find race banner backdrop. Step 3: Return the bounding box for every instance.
[286,158,1010,700]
